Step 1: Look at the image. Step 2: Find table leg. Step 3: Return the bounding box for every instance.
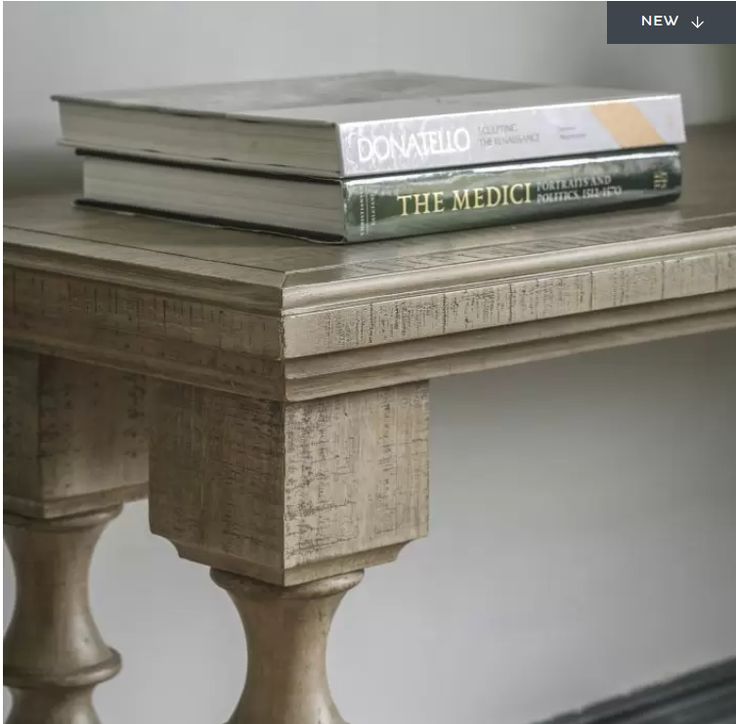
[4,507,122,724]
[3,351,148,723]
[211,569,363,724]
[149,380,429,723]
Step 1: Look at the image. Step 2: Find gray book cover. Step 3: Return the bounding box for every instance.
[54,71,686,177]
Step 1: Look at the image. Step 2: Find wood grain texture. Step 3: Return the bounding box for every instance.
[281,230,736,357]
[5,266,286,399]
[4,125,735,403]
[4,350,148,517]
[149,381,428,585]
[283,293,736,399]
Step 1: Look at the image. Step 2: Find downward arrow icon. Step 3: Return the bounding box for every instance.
[691,16,704,28]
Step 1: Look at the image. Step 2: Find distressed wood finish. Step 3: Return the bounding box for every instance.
[3,350,148,723]
[4,351,148,517]
[4,124,736,721]
[150,381,428,585]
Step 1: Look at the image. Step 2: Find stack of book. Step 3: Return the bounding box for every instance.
[53,71,686,243]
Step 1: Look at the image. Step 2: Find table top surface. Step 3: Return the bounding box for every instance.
[4,123,736,399]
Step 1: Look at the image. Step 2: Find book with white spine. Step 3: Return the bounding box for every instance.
[53,71,685,179]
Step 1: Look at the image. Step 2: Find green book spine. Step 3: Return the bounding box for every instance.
[342,148,681,242]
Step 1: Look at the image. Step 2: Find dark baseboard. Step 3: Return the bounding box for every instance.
[536,658,736,724]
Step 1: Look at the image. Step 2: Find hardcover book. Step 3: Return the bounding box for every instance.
[54,71,686,178]
[79,148,682,243]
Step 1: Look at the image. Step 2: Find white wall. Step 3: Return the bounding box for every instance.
[4,3,736,724]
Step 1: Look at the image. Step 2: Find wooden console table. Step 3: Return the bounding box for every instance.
[4,123,735,724]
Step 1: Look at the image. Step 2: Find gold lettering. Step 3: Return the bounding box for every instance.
[501,184,510,206]
[413,193,431,214]
[473,188,485,209]
[524,182,532,202]
[452,189,470,210]
[432,191,445,213]
[509,183,526,204]
[397,194,412,216]
[486,186,501,207]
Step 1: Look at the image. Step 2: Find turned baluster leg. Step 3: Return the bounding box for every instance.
[212,570,363,724]
[4,507,122,724]
[3,351,148,723]
[149,380,429,724]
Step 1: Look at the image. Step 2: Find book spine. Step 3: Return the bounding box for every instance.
[338,95,685,176]
[342,149,681,243]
